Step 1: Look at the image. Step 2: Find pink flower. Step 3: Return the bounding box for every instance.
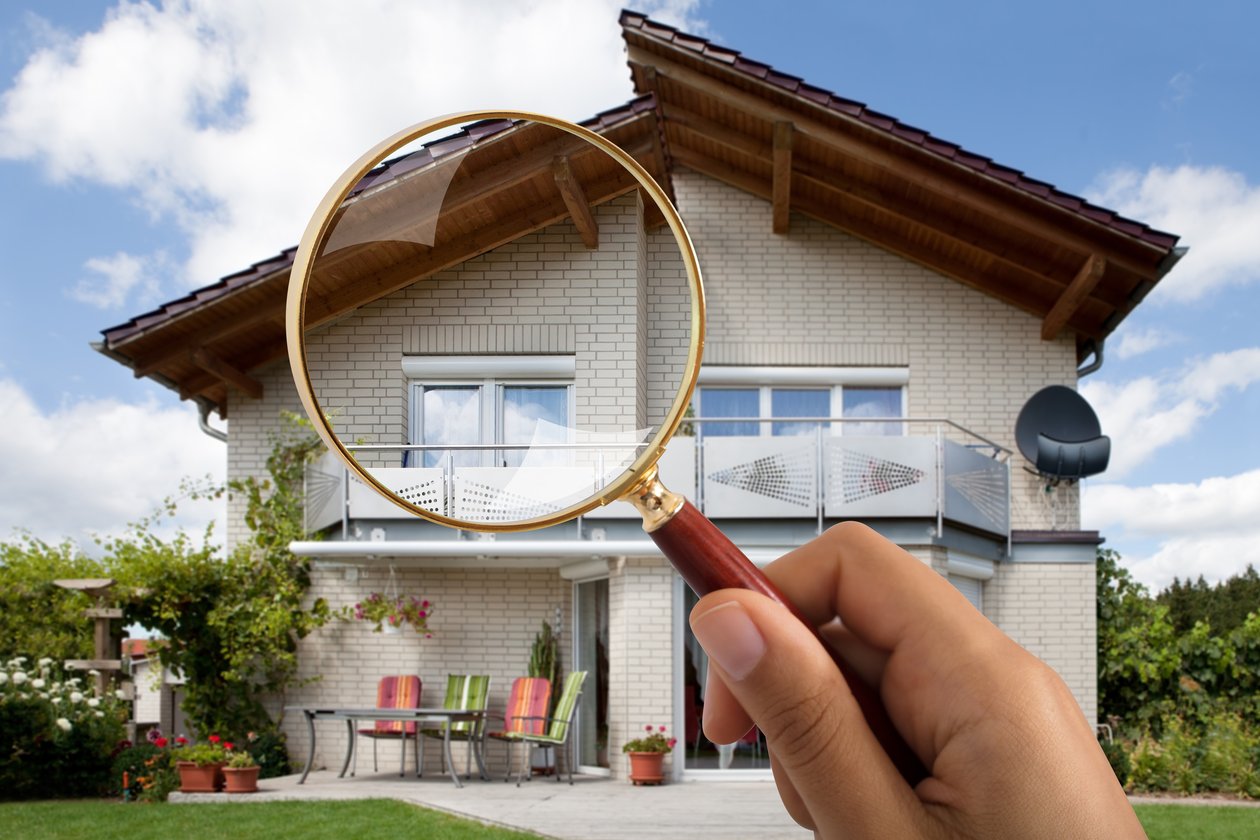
[668,738,677,748]
[644,725,653,732]
[658,726,667,732]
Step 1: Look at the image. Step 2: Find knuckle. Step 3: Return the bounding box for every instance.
[757,678,849,776]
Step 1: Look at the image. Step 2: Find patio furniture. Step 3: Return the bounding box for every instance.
[419,674,491,779]
[484,676,552,781]
[288,705,487,788]
[354,675,422,776]
[507,670,587,786]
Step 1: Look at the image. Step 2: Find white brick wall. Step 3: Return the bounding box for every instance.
[985,562,1098,722]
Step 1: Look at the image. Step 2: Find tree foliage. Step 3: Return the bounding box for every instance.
[0,539,106,665]
[104,413,331,740]
[1098,549,1260,734]
[1158,565,1260,634]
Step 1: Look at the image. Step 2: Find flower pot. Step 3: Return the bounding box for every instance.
[223,765,261,793]
[626,751,666,786]
[381,622,402,636]
[177,761,224,793]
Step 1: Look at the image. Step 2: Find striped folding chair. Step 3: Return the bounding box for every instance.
[354,674,422,776]
[419,674,491,779]
[484,677,552,781]
[507,670,587,786]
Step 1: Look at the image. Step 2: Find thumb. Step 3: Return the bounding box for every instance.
[690,591,924,839]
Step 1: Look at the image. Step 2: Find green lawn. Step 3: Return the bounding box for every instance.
[1135,803,1260,840]
[1,799,548,840]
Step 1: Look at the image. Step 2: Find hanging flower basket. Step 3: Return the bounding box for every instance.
[353,592,434,635]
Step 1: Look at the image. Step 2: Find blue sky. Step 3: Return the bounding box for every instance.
[1,1,1257,589]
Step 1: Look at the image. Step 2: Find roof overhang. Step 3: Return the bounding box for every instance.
[620,11,1182,362]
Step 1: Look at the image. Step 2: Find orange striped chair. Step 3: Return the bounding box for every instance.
[355,674,422,776]
[484,677,552,780]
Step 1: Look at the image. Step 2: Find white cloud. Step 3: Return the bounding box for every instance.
[1087,164,1260,302]
[0,378,225,548]
[1081,347,1260,477]
[1112,325,1179,360]
[1084,470,1260,589]
[0,1,708,303]
[69,251,165,310]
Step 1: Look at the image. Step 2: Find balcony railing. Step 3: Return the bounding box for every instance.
[304,418,1011,540]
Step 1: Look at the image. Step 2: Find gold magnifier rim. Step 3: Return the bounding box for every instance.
[285,109,705,532]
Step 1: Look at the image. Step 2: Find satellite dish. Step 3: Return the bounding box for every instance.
[1014,385,1111,480]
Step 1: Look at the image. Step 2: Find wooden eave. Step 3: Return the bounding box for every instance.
[621,13,1181,360]
[98,100,671,417]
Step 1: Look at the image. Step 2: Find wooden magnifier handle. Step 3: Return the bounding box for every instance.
[630,471,929,786]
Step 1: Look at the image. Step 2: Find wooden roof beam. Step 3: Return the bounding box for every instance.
[1042,255,1106,340]
[671,146,1071,328]
[629,49,1163,279]
[772,121,793,234]
[191,348,263,399]
[553,155,600,249]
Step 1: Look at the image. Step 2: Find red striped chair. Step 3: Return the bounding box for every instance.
[355,675,422,776]
[484,677,552,781]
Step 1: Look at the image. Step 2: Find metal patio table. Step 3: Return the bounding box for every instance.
[288,706,487,788]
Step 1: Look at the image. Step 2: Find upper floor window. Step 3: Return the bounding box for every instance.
[403,356,574,467]
[693,367,907,438]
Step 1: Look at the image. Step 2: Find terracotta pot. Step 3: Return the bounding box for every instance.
[176,761,224,793]
[223,765,261,793]
[626,751,666,786]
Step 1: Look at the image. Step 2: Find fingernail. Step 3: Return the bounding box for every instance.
[691,600,767,681]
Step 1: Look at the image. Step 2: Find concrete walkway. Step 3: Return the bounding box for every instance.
[173,770,812,839]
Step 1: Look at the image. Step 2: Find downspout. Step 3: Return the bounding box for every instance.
[197,399,227,443]
[1078,245,1188,380]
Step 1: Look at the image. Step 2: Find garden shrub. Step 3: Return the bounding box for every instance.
[1100,738,1131,788]
[246,727,290,779]
[1198,711,1260,797]
[0,657,128,801]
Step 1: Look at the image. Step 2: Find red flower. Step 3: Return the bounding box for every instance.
[154,737,168,748]
[224,742,235,751]
[208,734,221,744]
[175,736,188,745]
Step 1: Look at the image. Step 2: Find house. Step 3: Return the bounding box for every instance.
[121,638,188,740]
[97,12,1181,782]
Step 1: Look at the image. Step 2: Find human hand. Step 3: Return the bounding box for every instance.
[689,522,1143,838]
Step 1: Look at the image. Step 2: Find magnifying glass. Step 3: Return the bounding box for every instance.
[285,110,925,785]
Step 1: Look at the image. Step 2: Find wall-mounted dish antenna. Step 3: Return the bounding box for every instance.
[1014,385,1110,481]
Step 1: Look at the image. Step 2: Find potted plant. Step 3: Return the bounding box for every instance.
[176,736,227,792]
[223,746,261,793]
[353,592,434,636]
[622,725,676,786]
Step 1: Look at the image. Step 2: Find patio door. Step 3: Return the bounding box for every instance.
[573,577,609,773]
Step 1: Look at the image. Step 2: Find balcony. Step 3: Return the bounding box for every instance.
[304,418,1011,543]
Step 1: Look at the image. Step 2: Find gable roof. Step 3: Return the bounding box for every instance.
[620,11,1181,356]
[98,14,1181,417]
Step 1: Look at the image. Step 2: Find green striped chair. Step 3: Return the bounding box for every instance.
[419,674,491,779]
[506,670,587,786]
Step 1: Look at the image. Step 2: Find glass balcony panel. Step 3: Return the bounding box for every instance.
[702,436,819,518]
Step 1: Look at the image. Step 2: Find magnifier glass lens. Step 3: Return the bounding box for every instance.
[296,116,697,528]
